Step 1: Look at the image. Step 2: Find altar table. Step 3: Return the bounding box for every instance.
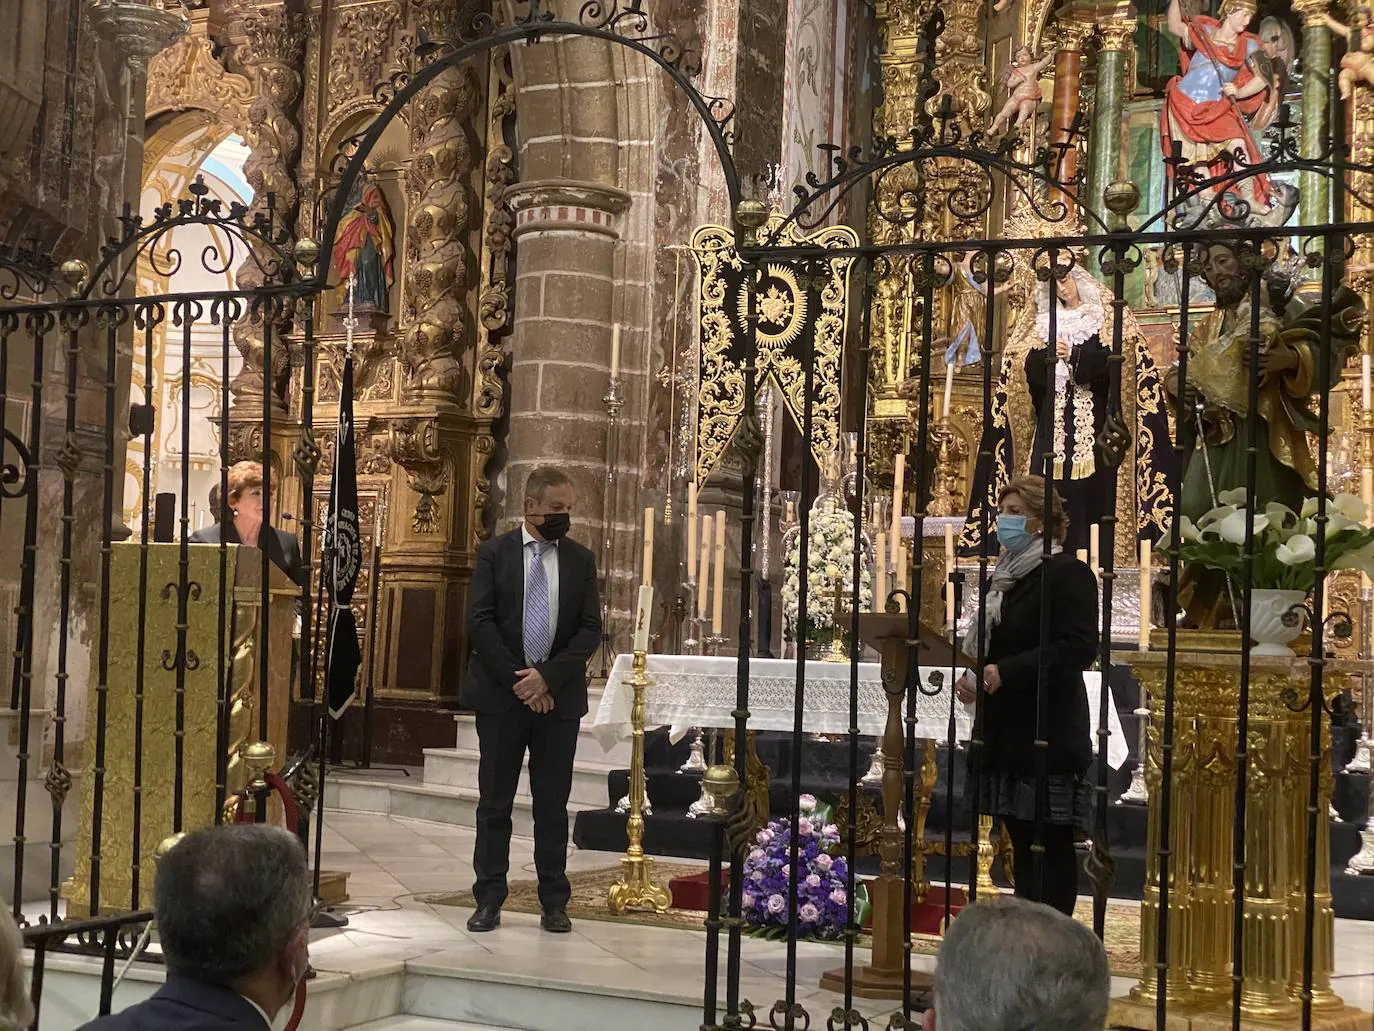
[592,654,1127,769]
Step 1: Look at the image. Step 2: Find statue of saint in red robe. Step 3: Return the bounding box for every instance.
[331,174,395,312]
[1160,0,1287,218]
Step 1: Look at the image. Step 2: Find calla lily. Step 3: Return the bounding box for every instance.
[1276,534,1316,565]
[1302,497,1320,518]
[1217,509,1268,544]
[1333,493,1367,523]
[1218,487,1249,506]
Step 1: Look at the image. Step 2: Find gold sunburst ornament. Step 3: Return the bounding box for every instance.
[691,217,857,487]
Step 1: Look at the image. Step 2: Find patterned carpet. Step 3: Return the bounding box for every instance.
[423,863,1143,975]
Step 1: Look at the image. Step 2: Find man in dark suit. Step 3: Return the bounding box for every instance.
[461,465,601,934]
[78,825,311,1030]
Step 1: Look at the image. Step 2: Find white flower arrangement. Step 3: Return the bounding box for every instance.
[781,507,873,636]
[1161,489,1374,592]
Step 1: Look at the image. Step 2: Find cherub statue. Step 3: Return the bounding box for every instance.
[990,46,1055,136]
[1325,6,1374,99]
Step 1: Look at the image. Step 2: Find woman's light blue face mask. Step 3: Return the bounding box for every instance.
[996,513,1032,551]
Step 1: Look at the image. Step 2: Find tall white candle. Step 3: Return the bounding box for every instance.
[875,531,888,612]
[942,359,956,421]
[642,507,654,586]
[944,525,957,626]
[633,584,654,653]
[687,483,699,581]
[698,516,713,620]
[712,510,727,633]
[890,455,905,569]
[610,323,621,381]
[1089,524,1100,579]
[1139,540,1152,651]
[1363,353,1371,412]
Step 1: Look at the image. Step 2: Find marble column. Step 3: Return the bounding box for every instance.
[1294,0,1332,234]
[1085,9,1136,231]
[87,0,186,542]
[503,181,631,611]
[1047,20,1095,212]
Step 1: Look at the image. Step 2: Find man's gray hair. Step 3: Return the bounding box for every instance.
[153,825,310,986]
[932,896,1109,1031]
[525,466,572,502]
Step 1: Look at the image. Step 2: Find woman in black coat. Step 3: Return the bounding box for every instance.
[956,474,1099,916]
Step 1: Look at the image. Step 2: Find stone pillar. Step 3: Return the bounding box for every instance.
[1085,9,1136,231]
[1047,19,1095,211]
[1294,0,1332,233]
[503,181,630,603]
[87,0,187,542]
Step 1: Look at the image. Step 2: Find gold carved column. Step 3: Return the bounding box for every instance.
[227,4,305,419]
[371,0,491,709]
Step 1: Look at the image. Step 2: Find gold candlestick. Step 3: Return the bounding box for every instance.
[607,651,671,913]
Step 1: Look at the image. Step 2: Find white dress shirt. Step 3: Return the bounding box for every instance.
[239,994,273,1029]
[521,524,560,660]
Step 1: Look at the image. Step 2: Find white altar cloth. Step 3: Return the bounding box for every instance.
[592,654,1127,769]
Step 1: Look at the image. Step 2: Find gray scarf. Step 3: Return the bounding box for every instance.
[962,537,1062,657]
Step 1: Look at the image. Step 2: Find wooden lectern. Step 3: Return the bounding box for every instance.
[63,542,297,915]
[820,613,976,999]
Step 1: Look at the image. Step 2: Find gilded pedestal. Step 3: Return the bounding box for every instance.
[1110,640,1370,1031]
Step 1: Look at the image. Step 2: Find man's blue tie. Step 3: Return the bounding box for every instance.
[524,540,553,664]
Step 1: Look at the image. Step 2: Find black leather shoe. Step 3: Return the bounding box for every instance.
[466,905,501,932]
[540,907,572,933]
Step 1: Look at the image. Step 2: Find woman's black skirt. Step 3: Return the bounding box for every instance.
[977,770,1094,836]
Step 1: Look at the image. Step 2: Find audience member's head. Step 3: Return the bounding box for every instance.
[0,902,33,1031]
[155,825,311,1019]
[922,895,1109,1031]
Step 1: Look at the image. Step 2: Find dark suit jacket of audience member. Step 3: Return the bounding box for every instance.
[459,527,601,720]
[77,976,271,1030]
[980,550,1099,778]
[189,521,307,590]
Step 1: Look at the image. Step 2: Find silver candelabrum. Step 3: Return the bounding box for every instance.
[1345,584,1374,873]
[1117,701,1150,805]
[598,373,624,678]
[686,727,720,818]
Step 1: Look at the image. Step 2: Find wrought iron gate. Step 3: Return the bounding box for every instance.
[1,3,1372,1031]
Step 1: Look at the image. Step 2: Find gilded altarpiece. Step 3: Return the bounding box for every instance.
[145,3,508,760]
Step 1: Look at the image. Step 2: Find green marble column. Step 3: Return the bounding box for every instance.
[1085,22,1135,236]
[1297,4,1332,233]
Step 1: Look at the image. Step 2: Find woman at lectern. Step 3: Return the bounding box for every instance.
[190,460,306,589]
[954,474,1098,917]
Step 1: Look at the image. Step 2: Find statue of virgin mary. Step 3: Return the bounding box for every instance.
[962,264,1175,555]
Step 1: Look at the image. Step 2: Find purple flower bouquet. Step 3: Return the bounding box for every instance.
[740,794,870,941]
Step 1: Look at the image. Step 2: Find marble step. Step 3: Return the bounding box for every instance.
[323,776,600,837]
[422,748,620,809]
[402,955,701,1031]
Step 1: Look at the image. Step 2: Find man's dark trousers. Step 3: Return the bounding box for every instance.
[472,705,581,910]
